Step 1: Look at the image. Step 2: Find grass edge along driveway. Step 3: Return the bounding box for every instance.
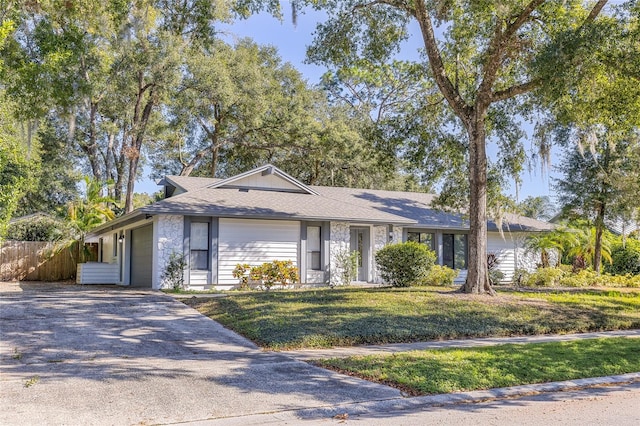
[311,337,640,396]
[184,286,640,350]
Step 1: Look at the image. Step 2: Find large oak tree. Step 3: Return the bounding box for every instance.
[246,0,614,293]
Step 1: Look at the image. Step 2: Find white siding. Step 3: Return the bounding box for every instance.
[487,232,534,283]
[229,173,300,191]
[76,262,119,284]
[218,219,300,285]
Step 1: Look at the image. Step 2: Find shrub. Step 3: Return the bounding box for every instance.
[420,264,458,286]
[608,240,640,276]
[523,267,566,287]
[375,241,436,287]
[235,260,299,290]
[334,249,359,286]
[162,252,186,291]
[5,215,70,242]
[488,253,505,285]
[511,268,531,286]
[232,263,252,289]
[559,270,640,288]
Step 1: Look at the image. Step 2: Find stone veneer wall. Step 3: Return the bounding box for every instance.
[392,226,403,244]
[329,221,350,286]
[372,225,389,283]
[156,215,184,289]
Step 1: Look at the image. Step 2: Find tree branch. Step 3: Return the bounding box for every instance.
[413,0,471,122]
[477,0,545,105]
[583,0,609,27]
[492,79,540,103]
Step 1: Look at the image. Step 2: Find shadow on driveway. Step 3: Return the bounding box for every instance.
[0,283,399,425]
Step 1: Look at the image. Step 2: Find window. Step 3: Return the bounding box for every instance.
[443,234,468,269]
[113,233,118,257]
[190,222,209,270]
[307,226,321,270]
[407,231,435,250]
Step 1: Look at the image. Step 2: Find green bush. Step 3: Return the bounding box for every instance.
[559,270,640,288]
[375,241,436,287]
[334,249,359,286]
[608,240,640,276]
[235,260,299,290]
[162,252,187,291]
[523,267,566,287]
[511,268,531,286]
[5,215,70,241]
[420,264,458,286]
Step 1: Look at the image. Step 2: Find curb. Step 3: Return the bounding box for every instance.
[188,372,640,425]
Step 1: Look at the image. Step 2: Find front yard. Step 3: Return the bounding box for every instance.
[313,337,640,395]
[183,286,640,350]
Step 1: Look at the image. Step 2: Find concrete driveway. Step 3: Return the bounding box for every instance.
[0,283,400,425]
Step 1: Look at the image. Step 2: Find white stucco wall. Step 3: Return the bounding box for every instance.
[392,226,403,244]
[154,215,184,289]
[329,221,350,286]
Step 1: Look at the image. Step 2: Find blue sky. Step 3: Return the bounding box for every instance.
[138,7,559,202]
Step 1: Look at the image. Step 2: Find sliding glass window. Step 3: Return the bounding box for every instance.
[442,234,468,269]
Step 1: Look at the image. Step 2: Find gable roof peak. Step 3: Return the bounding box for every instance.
[207,164,319,195]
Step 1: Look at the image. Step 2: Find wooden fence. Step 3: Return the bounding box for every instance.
[0,241,83,281]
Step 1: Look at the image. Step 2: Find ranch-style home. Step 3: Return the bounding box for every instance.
[82,164,553,289]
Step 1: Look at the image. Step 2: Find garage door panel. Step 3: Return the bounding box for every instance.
[218,219,299,285]
[130,225,152,287]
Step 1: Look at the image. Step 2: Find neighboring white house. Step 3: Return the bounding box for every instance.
[82,164,554,289]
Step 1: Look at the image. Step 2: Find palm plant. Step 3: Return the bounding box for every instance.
[61,177,117,261]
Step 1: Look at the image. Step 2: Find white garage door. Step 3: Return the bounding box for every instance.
[218,218,299,285]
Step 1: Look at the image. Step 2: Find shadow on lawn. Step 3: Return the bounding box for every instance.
[188,287,640,350]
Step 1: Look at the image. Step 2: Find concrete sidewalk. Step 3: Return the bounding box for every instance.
[281,329,640,360]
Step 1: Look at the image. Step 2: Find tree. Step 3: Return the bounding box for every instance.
[534,4,640,274]
[66,176,116,260]
[246,0,613,294]
[0,1,232,213]
[0,91,35,237]
[518,196,557,221]
[151,38,399,188]
[554,133,638,273]
[15,118,79,216]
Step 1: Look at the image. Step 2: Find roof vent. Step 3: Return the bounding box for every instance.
[239,188,249,192]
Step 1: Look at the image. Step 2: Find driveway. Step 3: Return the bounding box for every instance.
[0,283,400,425]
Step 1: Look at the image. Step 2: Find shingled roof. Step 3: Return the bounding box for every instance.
[91,165,553,235]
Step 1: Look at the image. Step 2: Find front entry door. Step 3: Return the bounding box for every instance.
[350,227,369,282]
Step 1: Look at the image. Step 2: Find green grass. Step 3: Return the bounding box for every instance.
[184,286,640,350]
[313,337,640,395]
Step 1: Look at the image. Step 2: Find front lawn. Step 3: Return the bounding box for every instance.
[183,286,640,350]
[313,337,640,395]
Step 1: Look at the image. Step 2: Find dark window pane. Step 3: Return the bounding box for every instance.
[407,232,420,242]
[454,234,468,269]
[191,250,208,270]
[309,251,321,270]
[443,234,454,269]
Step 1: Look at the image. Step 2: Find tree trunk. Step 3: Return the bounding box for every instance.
[593,201,605,274]
[124,83,156,213]
[461,111,495,295]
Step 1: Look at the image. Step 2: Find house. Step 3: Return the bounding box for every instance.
[82,164,553,289]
